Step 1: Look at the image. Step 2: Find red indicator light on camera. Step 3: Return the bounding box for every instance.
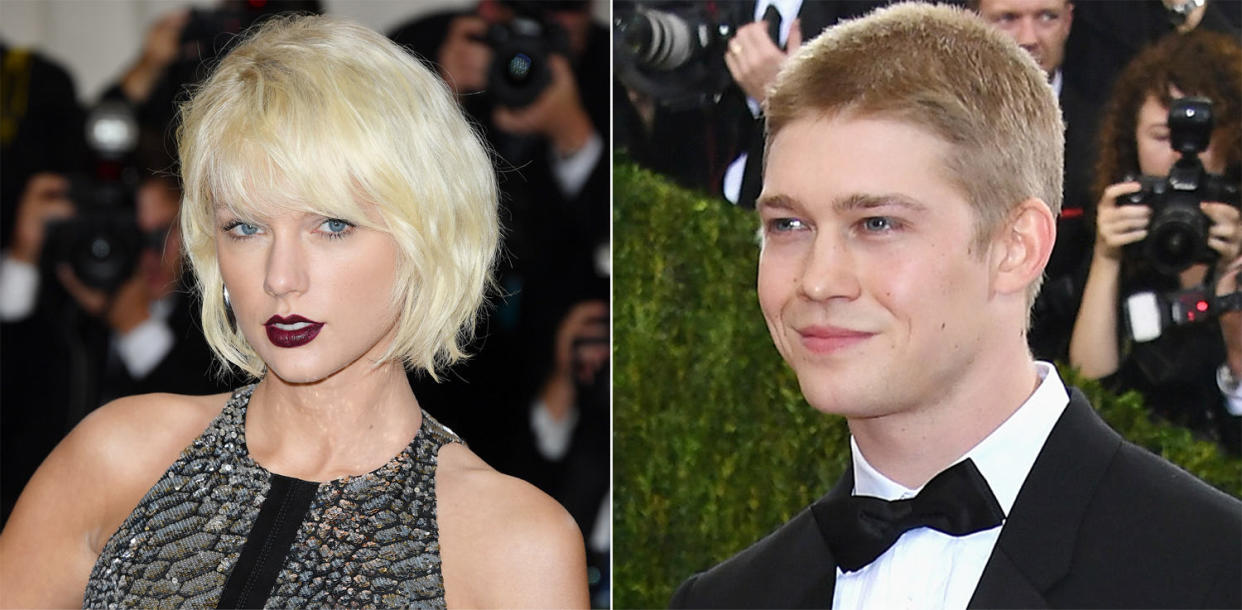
[1197,300,1209,312]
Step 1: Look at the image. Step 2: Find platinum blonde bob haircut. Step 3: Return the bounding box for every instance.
[764,2,1064,305]
[178,15,499,379]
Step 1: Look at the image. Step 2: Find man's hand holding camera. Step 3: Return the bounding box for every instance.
[492,54,594,157]
[11,174,75,266]
[438,16,491,95]
[724,19,802,104]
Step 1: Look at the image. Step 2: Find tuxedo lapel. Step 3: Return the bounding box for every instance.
[802,467,854,607]
[968,390,1122,608]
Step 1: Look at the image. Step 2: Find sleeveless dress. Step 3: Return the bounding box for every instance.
[81,384,462,609]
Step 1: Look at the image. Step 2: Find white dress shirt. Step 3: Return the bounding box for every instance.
[831,362,1070,610]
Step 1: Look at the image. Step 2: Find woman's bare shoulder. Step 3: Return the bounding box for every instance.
[436,443,588,609]
[0,390,234,608]
[70,392,230,484]
[36,391,231,530]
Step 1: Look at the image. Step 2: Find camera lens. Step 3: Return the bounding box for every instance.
[629,8,695,70]
[1146,204,1208,273]
[506,52,533,85]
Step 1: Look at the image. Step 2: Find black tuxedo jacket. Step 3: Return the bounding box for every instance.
[671,389,1242,608]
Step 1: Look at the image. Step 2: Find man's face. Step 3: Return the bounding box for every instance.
[978,0,1072,76]
[757,115,999,419]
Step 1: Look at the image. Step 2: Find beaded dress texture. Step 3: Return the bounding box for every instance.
[82,385,461,608]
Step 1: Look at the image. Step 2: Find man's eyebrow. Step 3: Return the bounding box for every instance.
[834,193,929,213]
[756,194,796,212]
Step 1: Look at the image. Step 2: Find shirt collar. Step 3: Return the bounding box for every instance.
[850,362,1070,514]
[1050,68,1063,99]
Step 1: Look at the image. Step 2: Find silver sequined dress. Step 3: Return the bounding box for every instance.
[82,384,462,608]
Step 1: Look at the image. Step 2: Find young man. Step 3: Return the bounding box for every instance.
[670,4,1241,608]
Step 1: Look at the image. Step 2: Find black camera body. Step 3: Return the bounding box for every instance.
[42,102,142,293]
[1126,286,1242,342]
[485,16,569,108]
[42,192,142,293]
[1119,97,1240,275]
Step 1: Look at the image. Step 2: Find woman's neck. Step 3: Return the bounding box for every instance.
[244,361,424,482]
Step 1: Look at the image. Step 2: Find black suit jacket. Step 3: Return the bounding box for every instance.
[671,389,1242,608]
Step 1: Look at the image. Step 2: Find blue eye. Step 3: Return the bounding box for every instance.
[768,218,807,233]
[223,221,262,238]
[862,217,895,232]
[320,218,355,238]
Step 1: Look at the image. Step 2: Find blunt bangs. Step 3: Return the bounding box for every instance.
[179,15,499,379]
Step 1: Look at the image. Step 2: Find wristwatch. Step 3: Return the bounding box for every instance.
[1167,0,1206,27]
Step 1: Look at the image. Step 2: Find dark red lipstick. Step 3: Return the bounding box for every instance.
[263,314,324,348]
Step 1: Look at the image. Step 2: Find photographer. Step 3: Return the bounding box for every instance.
[390,7,609,600]
[389,1,609,459]
[1070,30,1242,454]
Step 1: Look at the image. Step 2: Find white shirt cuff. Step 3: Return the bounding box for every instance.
[115,316,175,379]
[722,152,749,205]
[529,398,579,460]
[0,255,40,321]
[550,131,602,200]
[1217,364,1242,416]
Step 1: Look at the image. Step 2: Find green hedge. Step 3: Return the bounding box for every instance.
[613,160,1242,609]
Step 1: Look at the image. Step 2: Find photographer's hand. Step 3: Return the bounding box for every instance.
[120,9,189,104]
[55,267,152,333]
[1093,181,1149,262]
[539,300,609,422]
[492,55,594,157]
[724,19,802,104]
[11,173,74,266]
[1071,181,1146,379]
[439,16,491,95]
[1214,255,1242,379]
[1202,201,1241,264]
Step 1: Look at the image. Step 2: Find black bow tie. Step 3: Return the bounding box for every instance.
[812,458,1005,573]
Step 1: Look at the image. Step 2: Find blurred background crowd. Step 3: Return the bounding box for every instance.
[615,0,1242,457]
[0,0,609,604]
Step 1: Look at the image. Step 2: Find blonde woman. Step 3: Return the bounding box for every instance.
[0,15,587,608]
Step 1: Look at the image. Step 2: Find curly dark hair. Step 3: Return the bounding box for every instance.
[1093,29,1242,200]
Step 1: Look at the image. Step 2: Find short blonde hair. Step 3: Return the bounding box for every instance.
[765,2,1063,303]
[178,15,499,379]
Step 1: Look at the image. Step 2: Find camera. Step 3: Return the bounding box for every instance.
[614,1,743,109]
[483,13,569,108]
[1125,286,1242,342]
[42,102,142,293]
[1119,97,1240,275]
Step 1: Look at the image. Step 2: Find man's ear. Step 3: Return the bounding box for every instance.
[992,198,1056,296]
